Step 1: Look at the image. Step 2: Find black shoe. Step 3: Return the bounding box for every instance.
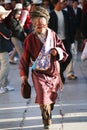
[67,75,77,80]
[61,77,65,84]
[60,73,65,84]
[44,125,50,129]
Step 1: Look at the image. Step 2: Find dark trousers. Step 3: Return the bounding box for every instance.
[60,40,72,82]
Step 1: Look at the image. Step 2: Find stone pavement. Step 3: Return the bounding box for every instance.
[0,52,87,130]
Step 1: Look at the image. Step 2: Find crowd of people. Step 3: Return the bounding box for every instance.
[0,0,87,129]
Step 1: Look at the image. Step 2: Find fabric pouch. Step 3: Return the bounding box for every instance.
[31,45,51,71]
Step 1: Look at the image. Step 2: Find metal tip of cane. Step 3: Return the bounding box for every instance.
[60,109,64,117]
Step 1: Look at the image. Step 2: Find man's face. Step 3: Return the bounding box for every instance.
[33,17,48,34]
[15,11,21,20]
[60,1,67,9]
[72,1,78,9]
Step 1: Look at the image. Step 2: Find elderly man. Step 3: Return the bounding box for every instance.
[19,6,68,129]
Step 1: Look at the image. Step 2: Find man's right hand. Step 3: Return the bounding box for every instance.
[21,76,28,85]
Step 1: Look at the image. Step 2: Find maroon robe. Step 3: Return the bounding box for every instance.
[19,28,68,104]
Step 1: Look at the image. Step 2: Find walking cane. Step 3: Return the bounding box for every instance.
[56,61,64,130]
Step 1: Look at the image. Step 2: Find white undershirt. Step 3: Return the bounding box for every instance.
[73,8,77,15]
[55,10,65,40]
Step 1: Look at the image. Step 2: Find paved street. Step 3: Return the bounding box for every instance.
[0,52,87,130]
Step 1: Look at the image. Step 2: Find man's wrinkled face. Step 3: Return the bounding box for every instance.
[33,17,48,34]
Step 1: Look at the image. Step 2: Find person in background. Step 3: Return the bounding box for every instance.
[60,0,78,80]
[49,0,73,83]
[9,9,26,64]
[18,0,25,4]
[31,0,43,11]
[0,5,14,94]
[11,0,17,10]
[3,0,12,10]
[20,1,33,35]
[42,0,52,12]
[71,0,82,51]
[19,6,68,129]
[78,0,87,13]
[3,0,13,29]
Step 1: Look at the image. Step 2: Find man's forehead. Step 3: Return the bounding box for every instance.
[60,0,67,2]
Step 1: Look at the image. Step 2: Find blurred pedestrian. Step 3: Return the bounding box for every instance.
[71,0,82,51]
[49,0,73,83]
[31,0,43,11]
[60,0,78,80]
[42,0,52,13]
[9,9,26,64]
[0,5,14,94]
[20,1,33,35]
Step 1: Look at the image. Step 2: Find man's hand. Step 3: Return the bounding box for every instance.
[21,76,28,85]
[50,49,57,56]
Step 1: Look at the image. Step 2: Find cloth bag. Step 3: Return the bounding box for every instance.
[31,44,51,71]
[21,81,31,99]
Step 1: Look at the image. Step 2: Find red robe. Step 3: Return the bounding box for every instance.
[19,28,68,104]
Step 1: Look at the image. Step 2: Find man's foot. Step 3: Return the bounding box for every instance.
[44,125,50,129]
[5,85,15,91]
[67,75,77,80]
[43,119,51,129]
[0,87,7,94]
[9,59,17,65]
